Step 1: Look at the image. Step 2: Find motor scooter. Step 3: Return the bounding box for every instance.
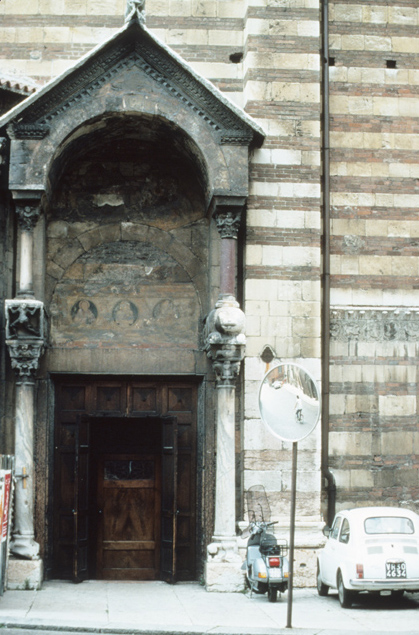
[242,485,289,603]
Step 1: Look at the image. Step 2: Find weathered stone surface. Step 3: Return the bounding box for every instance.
[7,558,43,590]
[205,560,245,593]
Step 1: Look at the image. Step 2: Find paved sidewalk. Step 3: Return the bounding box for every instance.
[0,581,419,635]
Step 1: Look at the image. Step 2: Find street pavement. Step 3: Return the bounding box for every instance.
[0,581,418,635]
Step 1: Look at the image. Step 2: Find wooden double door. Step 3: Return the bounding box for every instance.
[53,379,197,582]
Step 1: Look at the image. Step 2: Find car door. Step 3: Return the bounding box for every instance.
[334,517,352,586]
[321,515,342,587]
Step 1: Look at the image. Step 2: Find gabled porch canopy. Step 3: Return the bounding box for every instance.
[0,14,264,208]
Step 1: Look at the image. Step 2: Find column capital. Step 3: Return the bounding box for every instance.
[6,340,44,382]
[5,299,46,381]
[210,195,246,240]
[204,294,246,386]
[12,190,44,232]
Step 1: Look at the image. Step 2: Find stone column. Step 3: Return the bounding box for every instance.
[5,191,45,589]
[205,197,246,591]
[13,192,42,297]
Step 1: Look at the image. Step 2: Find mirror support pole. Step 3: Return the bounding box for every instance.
[286,441,297,629]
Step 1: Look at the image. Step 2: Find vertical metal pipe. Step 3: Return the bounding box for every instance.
[321,0,336,526]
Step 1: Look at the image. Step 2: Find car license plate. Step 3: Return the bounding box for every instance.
[386,561,406,579]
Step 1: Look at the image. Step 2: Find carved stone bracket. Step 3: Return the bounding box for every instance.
[8,123,50,140]
[0,137,7,165]
[210,195,246,240]
[330,307,419,342]
[204,294,246,386]
[5,299,46,380]
[0,137,8,188]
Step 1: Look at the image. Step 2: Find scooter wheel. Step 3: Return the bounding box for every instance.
[256,582,268,594]
[268,587,278,603]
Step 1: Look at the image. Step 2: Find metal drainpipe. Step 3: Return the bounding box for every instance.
[321,0,336,528]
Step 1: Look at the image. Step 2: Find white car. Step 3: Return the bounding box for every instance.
[317,507,419,607]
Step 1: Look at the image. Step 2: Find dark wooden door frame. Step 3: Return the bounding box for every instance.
[52,378,198,582]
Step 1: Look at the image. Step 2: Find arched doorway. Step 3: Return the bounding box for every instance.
[46,114,208,582]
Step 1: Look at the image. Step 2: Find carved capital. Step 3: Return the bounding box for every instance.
[14,201,41,232]
[205,294,246,386]
[210,195,246,240]
[6,340,44,381]
[5,299,46,381]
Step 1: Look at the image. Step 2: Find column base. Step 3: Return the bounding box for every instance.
[7,557,43,590]
[10,534,40,560]
[205,537,245,592]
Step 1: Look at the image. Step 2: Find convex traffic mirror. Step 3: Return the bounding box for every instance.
[258,363,320,443]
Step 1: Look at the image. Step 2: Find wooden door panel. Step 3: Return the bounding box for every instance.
[97,454,161,580]
[94,384,126,414]
[102,489,155,541]
[131,386,158,414]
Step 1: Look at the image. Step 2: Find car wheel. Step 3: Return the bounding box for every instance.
[337,570,354,608]
[316,562,329,597]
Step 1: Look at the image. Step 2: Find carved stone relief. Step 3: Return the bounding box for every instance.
[50,241,200,349]
[5,299,46,379]
[204,294,246,386]
[330,307,419,342]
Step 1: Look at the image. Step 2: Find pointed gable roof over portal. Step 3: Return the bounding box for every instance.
[0,14,264,148]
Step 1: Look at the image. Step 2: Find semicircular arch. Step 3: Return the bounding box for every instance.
[47,221,207,307]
